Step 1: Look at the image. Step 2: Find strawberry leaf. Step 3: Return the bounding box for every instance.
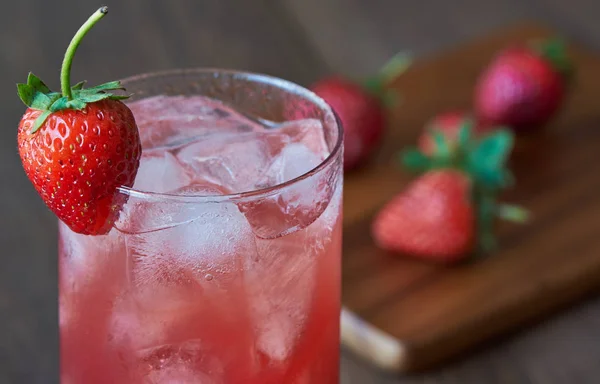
[363,77,386,97]
[432,130,450,157]
[108,94,132,101]
[77,92,112,103]
[471,167,512,190]
[84,80,125,93]
[476,130,513,165]
[466,130,513,189]
[72,80,87,90]
[17,83,61,110]
[31,110,53,134]
[17,83,34,107]
[401,149,433,172]
[49,97,69,111]
[457,121,473,149]
[532,38,572,80]
[30,92,53,110]
[27,72,51,93]
[50,97,86,112]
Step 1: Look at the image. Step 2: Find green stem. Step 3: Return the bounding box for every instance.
[362,52,411,106]
[61,6,108,100]
[474,188,497,254]
[496,204,530,223]
[378,51,412,84]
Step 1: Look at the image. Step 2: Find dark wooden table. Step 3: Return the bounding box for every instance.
[1,1,600,383]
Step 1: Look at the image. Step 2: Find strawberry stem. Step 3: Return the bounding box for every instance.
[496,204,530,222]
[474,189,497,254]
[362,52,412,107]
[61,6,108,100]
[378,52,412,84]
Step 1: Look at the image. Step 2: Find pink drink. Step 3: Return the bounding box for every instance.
[59,71,343,384]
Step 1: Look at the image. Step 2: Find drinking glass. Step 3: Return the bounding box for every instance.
[59,69,343,383]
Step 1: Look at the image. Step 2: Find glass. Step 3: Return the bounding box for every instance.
[58,69,343,383]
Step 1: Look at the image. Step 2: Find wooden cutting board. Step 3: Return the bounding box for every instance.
[340,23,600,373]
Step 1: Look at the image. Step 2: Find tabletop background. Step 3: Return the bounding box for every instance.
[2,1,600,383]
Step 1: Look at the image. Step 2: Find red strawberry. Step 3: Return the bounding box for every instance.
[398,127,529,262]
[311,53,411,171]
[418,111,477,155]
[16,7,141,235]
[474,39,571,131]
[311,77,386,171]
[372,170,475,262]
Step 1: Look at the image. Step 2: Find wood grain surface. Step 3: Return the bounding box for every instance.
[342,25,600,371]
[341,27,600,373]
[1,1,600,383]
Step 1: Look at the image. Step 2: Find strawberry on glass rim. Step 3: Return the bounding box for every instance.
[17,7,141,235]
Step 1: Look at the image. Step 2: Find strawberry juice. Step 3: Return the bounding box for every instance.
[59,80,343,384]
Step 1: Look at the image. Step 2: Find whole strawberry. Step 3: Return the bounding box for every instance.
[311,77,385,171]
[311,54,411,171]
[17,7,141,235]
[393,127,528,262]
[474,39,571,131]
[372,170,475,262]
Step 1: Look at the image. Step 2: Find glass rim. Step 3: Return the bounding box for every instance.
[116,68,343,204]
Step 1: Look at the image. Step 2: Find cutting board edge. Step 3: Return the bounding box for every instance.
[341,307,407,373]
[341,274,600,373]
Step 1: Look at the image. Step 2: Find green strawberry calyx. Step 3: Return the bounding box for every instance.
[16,7,129,134]
[401,120,529,255]
[532,37,573,81]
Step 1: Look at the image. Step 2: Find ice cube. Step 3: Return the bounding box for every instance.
[116,155,213,235]
[112,182,256,351]
[127,203,249,287]
[124,184,256,307]
[133,151,193,193]
[229,118,336,238]
[246,233,318,362]
[247,181,343,364]
[176,132,284,193]
[175,117,328,194]
[240,144,339,239]
[115,181,222,235]
[261,143,323,186]
[128,95,265,151]
[310,175,343,236]
[275,119,329,160]
[140,340,221,384]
